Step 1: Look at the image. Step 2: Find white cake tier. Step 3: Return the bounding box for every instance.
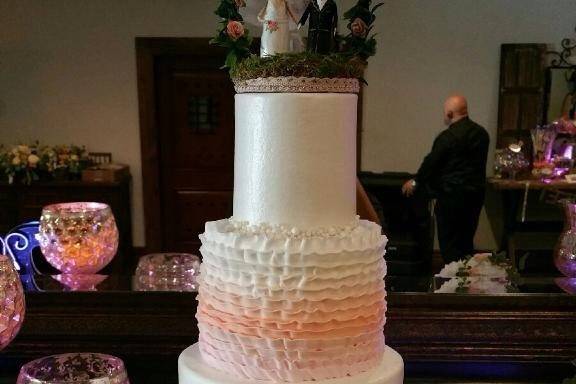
[233,93,357,229]
[179,344,404,384]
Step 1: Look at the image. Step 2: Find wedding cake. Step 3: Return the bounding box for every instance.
[178,77,404,383]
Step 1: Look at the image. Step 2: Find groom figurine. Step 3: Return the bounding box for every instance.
[297,0,338,54]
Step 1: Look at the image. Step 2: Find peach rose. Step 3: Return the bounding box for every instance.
[351,18,368,38]
[226,20,245,41]
[235,0,246,7]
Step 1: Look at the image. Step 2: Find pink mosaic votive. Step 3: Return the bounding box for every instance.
[52,274,108,292]
[133,253,200,292]
[17,353,129,384]
[38,202,119,274]
[0,254,26,350]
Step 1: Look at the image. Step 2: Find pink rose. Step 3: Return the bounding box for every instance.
[226,20,245,41]
[235,0,246,7]
[266,20,279,32]
[351,18,368,38]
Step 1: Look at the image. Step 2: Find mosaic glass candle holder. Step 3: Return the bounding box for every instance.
[17,353,129,384]
[52,274,108,292]
[0,254,26,350]
[133,253,200,292]
[38,202,119,274]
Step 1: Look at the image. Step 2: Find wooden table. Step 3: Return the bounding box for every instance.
[487,178,572,268]
[489,178,576,190]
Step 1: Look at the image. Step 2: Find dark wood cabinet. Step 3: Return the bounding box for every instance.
[0,178,133,274]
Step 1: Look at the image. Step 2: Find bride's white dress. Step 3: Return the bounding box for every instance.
[260,0,291,57]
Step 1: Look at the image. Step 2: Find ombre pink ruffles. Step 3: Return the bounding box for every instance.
[197,218,388,382]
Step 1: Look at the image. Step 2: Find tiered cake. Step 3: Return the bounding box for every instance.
[178,78,403,384]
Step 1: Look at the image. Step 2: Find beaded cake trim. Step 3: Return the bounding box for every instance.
[234,77,360,94]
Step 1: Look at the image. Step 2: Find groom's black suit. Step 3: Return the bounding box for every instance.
[298,0,338,54]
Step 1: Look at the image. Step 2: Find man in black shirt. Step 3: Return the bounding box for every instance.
[402,95,490,263]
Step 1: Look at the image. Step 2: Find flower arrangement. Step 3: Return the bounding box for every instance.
[0,143,90,185]
[434,253,519,294]
[211,0,384,74]
[211,0,253,69]
[342,0,383,60]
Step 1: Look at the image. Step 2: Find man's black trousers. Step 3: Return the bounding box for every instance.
[435,189,485,263]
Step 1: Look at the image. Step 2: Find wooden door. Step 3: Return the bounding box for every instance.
[137,39,234,254]
[497,44,547,150]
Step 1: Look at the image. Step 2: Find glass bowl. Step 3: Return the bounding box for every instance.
[38,202,119,274]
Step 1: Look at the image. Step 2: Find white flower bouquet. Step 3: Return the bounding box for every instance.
[434,253,519,294]
[0,142,90,185]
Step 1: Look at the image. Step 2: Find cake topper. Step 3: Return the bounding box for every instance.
[211,0,384,76]
[297,0,338,54]
[258,0,298,57]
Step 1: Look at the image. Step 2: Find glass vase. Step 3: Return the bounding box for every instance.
[555,201,576,277]
[0,254,25,350]
[38,202,119,274]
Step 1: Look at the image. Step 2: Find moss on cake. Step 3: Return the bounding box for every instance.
[230,52,366,82]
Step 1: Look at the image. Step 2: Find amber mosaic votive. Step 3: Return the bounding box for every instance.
[38,202,119,274]
[17,353,129,384]
[133,253,200,292]
[0,254,26,350]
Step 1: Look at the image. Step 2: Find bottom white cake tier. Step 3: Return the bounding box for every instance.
[179,343,404,384]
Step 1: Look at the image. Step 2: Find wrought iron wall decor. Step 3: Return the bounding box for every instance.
[547,24,576,68]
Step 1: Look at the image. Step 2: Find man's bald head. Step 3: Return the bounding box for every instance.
[444,95,469,125]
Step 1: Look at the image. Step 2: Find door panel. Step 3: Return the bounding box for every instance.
[155,52,235,252]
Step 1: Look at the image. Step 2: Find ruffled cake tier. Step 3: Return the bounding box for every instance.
[197,218,388,382]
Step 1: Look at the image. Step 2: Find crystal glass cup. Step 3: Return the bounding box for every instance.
[38,202,119,274]
[133,253,200,292]
[17,353,129,384]
[0,254,25,350]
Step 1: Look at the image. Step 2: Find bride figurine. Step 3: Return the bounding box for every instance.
[258,0,297,57]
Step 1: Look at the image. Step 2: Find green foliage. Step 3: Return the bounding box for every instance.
[342,0,384,61]
[215,0,243,21]
[230,52,366,81]
[455,279,469,294]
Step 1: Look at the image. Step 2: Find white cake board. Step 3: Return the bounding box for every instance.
[178,343,404,384]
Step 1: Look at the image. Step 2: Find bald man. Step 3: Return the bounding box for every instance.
[402,95,489,263]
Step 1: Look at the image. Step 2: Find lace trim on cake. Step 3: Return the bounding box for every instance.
[233,76,360,94]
